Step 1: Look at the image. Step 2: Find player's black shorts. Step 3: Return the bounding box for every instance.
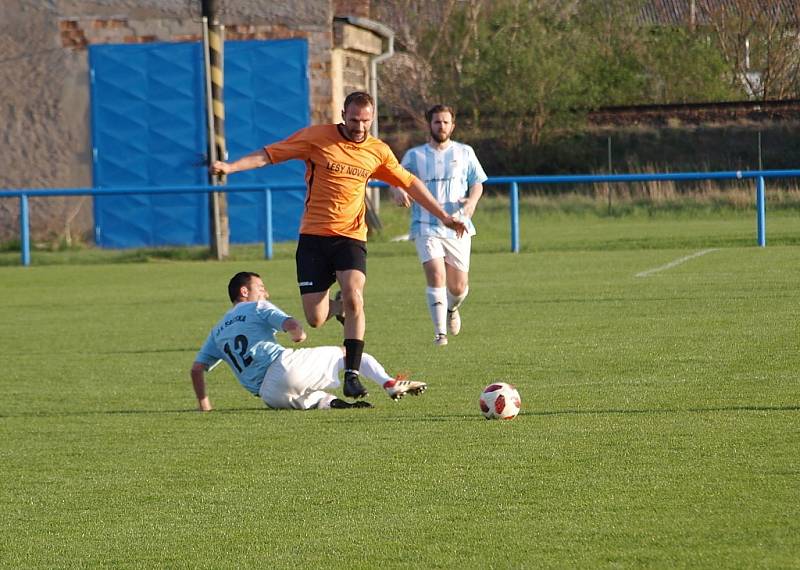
[295,234,367,294]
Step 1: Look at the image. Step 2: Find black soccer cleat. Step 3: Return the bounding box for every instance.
[330,398,373,409]
[343,371,368,399]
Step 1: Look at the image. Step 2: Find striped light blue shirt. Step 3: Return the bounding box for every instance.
[401,141,487,239]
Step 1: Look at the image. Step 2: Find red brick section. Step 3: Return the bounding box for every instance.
[59,19,87,50]
[90,18,127,29]
[123,35,158,44]
[60,18,313,49]
[60,17,140,49]
[226,25,307,41]
[334,0,370,18]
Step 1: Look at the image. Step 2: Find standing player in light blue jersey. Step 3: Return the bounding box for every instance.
[190,271,426,411]
[391,105,488,346]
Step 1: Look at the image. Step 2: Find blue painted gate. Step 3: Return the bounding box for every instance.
[89,39,309,248]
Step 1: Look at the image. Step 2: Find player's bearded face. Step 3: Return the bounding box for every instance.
[342,104,373,143]
[429,112,454,143]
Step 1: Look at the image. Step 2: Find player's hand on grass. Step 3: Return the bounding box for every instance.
[197,396,213,412]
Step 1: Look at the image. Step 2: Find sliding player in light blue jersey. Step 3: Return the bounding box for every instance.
[190,271,426,411]
[391,104,488,346]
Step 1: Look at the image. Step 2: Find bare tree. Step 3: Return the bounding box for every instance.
[698,0,800,100]
[372,0,485,125]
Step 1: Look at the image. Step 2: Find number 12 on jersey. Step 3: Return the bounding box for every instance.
[223,334,252,372]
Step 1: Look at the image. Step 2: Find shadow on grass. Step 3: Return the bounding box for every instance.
[315,403,800,422]
[2,403,797,420]
[0,407,268,418]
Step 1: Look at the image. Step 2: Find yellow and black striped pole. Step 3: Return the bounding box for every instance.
[202,0,229,259]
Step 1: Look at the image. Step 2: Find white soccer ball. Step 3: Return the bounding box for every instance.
[479,382,521,420]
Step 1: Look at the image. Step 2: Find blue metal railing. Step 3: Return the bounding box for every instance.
[2,168,799,266]
[0,182,301,266]
[487,169,800,252]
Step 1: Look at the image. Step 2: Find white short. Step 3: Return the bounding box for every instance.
[414,235,472,273]
[259,346,344,410]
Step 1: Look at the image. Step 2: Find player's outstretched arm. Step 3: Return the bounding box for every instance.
[190,362,213,412]
[282,318,307,343]
[210,149,273,176]
[404,177,467,236]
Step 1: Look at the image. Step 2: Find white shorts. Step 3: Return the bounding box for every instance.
[259,346,344,410]
[414,235,472,272]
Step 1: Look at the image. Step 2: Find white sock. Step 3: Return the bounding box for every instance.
[358,353,393,386]
[316,393,338,409]
[426,286,447,336]
[447,286,468,312]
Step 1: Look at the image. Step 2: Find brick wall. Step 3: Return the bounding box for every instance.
[0,0,386,244]
[334,0,371,18]
[55,14,335,127]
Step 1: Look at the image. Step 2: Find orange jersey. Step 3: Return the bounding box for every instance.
[264,124,415,241]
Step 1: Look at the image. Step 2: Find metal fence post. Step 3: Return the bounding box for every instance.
[20,194,30,266]
[756,176,766,247]
[264,188,273,260]
[510,182,520,253]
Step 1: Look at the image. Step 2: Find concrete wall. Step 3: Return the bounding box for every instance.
[0,0,384,244]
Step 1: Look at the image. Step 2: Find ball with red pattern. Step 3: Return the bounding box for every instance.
[479,382,521,420]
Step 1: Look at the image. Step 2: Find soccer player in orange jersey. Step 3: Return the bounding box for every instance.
[211,92,466,401]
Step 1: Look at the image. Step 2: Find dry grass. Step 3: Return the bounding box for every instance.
[512,165,800,215]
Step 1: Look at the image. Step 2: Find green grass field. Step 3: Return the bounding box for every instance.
[1,209,799,568]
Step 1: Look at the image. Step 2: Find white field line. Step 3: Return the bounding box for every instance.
[635,248,719,278]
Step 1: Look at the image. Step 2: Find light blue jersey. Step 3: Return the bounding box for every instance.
[194,300,290,395]
[401,141,488,239]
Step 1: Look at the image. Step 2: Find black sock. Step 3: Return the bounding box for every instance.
[343,338,365,375]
